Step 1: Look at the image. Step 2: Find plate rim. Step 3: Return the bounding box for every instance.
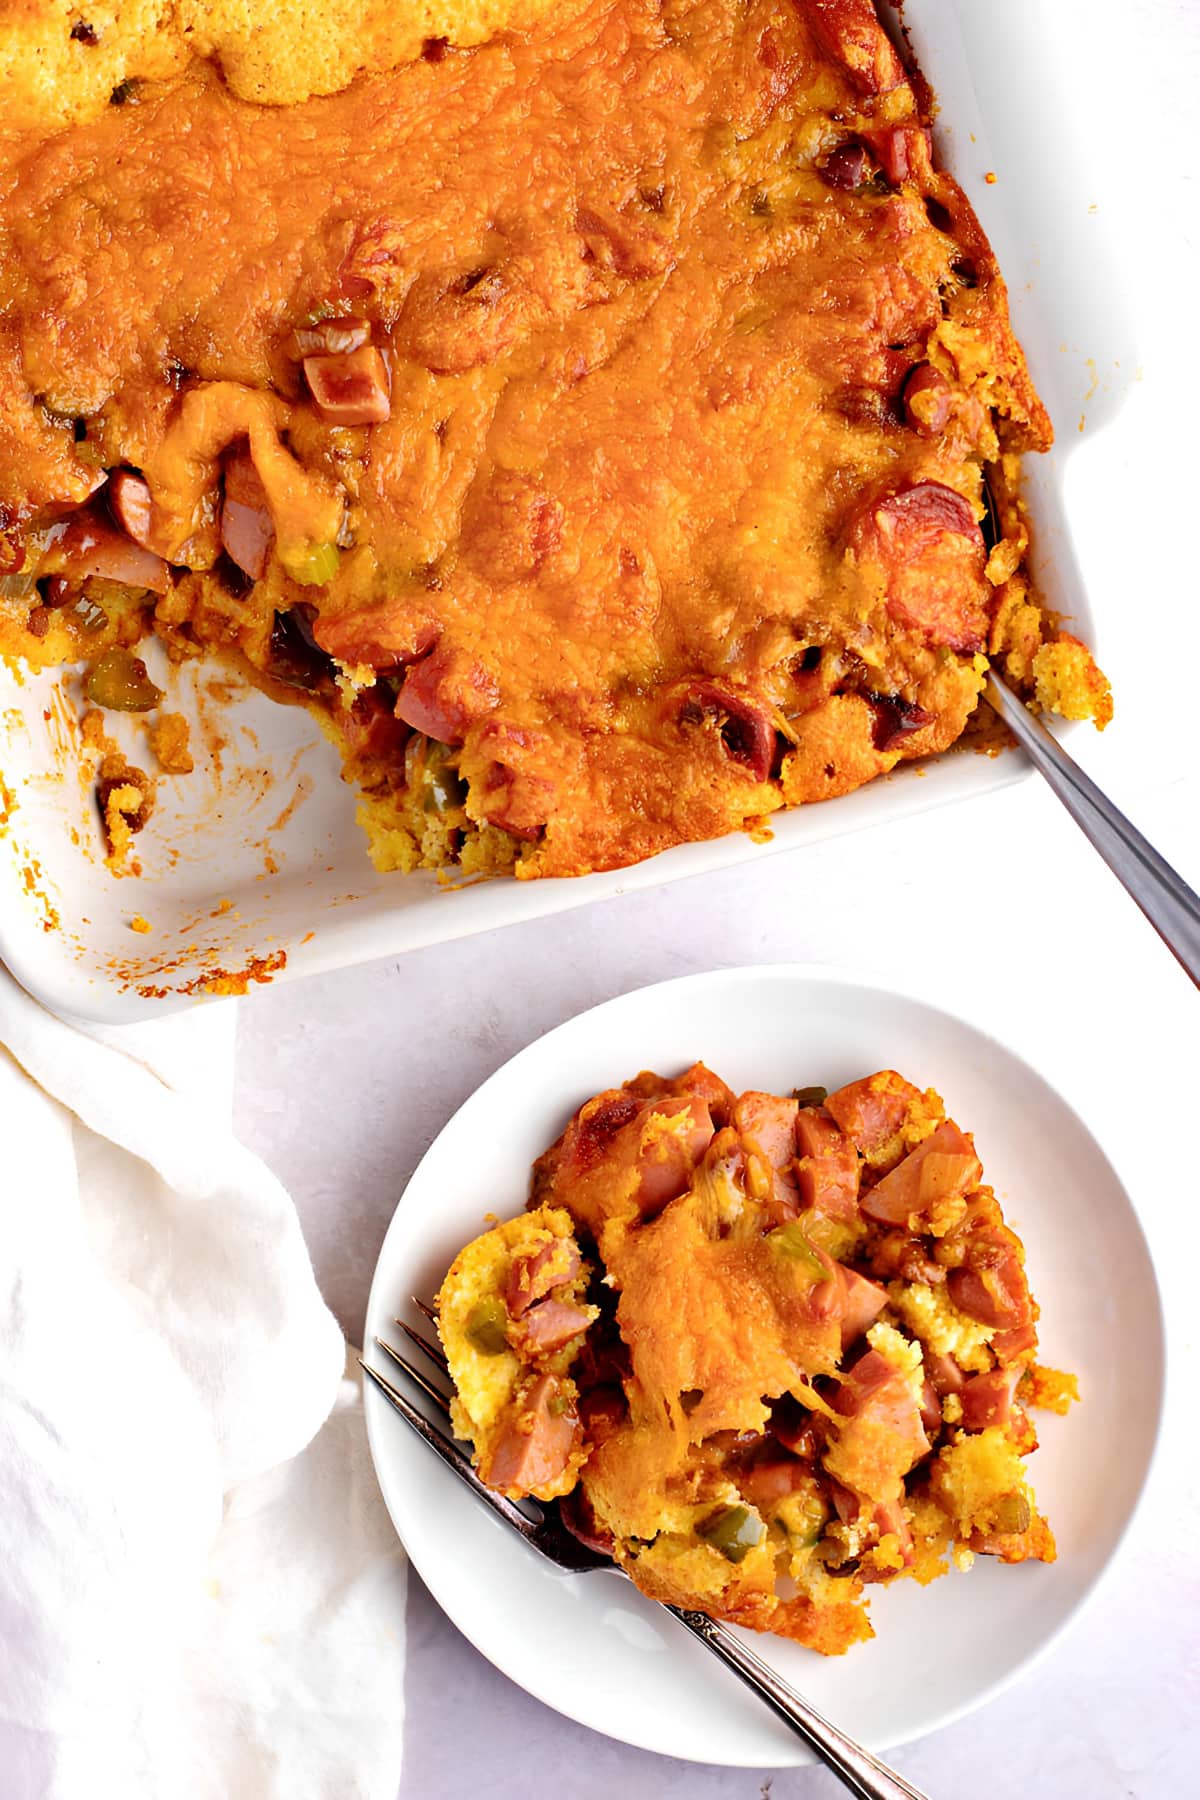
[363,961,1167,1768]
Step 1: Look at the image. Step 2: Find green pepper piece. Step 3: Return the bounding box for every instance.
[84,647,163,712]
[464,1295,509,1356]
[793,1085,828,1107]
[421,742,467,814]
[696,1503,765,1564]
[768,1221,827,1281]
[990,1492,1032,1535]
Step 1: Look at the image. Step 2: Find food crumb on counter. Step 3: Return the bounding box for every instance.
[129,914,152,934]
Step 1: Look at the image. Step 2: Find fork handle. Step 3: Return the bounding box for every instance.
[985,672,1200,987]
[668,1608,930,1800]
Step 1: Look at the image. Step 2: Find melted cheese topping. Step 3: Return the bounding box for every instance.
[0,0,1106,881]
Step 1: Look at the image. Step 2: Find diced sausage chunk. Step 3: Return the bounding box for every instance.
[827,1350,928,1498]
[107,469,155,548]
[849,481,988,653]
[947,1227,1032,1331]
[395,644,498,744]
[505,1237,583,1317]
[482,1374,579,1495]
[58,508,170,594]
[959,1369,1016,1432]
[676,681,776,782]
[221,452,275,580]
[804,0,905,96]
[734,1091,800,1223]
[825,1071,924,1154]
[924,1349,966,1396]
[636,1095,715,1215]
[514,1298,593,1356]
[862,124,931,187]
[902,364,953,436]
[305,345,391,425]
[837,1267,887,1349]
[861,1120,982,1224]
[794,1106,860,1221]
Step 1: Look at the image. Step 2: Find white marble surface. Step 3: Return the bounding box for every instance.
[233,2,1200,1793]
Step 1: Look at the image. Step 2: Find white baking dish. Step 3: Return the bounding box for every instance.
[0,0,1134,1022]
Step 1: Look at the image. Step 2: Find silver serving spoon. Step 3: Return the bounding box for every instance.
[984,670,1200,986]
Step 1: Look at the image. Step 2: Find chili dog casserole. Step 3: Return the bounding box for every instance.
[0,0,1110,881]
[436,1065,1077,1652]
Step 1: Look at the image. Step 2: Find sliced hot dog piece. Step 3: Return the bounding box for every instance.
[837,1267,887,1350]
[505,1237,582,1317]
[992,1320,1038,1366]
[794,1106,860,1222]
[868,1495,915,1570]
[107,469,156,549]
[482,1373,579,1495]
[827,1349,929,1499]
[676,681,776,782]
[733,1091,800,1223]
[924,1349,966,1396]
[860,1120,982,1225]
[902,364,953,437]
[57,507,170,594]
[395,644,499,744]
[825,1071,924,1155]
[221,451,275,580]
[513,1298,593,1356]
[861,124,931,187]
[959,1368,1016,1433]
[849,481,988,653]
[304,345,391,425]
[804,0,905,96]
[947,1227,1032,1331]
[635,1094,715,1215]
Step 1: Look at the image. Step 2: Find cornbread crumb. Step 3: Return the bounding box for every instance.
[0,0,562,134]
[149,711,194,774]
[888,1280,995,1372]
[1033,634,1113,728]
[1019,1364,1080,1415]
[129,913,152,934]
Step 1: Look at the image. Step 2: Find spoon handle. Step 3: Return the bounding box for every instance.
[985,672,1200,987]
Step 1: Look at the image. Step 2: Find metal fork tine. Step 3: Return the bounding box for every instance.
[375,1333,452,1417]
[360,1357,541,1541]
[413,1296,439,1329]
[396,1314,448,1372]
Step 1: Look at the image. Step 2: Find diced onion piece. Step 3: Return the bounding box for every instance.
[282,541,341,587]
[58,510,171,594]
[291,316,370,357]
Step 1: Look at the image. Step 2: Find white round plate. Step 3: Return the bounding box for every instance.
[363,965,1164,1767]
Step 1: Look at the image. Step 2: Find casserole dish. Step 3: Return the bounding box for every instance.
[0,0,1134,1019]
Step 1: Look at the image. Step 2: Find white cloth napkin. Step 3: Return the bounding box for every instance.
[0,971,408,1800]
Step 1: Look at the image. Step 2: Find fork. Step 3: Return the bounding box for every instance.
[362,1313,932,1800]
